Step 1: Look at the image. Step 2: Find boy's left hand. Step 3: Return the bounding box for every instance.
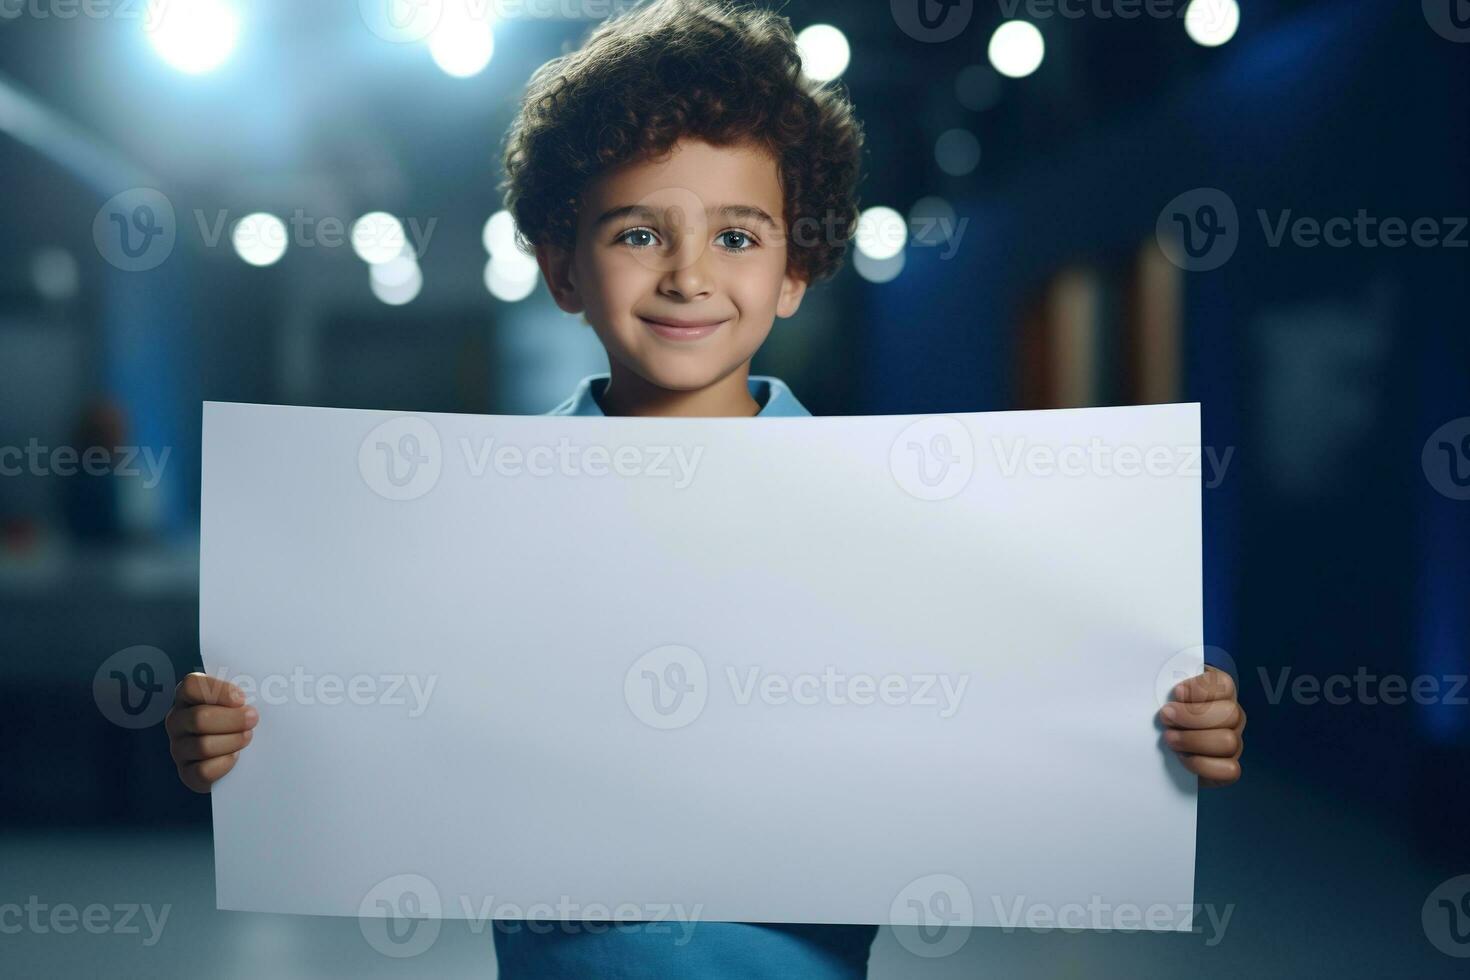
[1159,666,1245,788]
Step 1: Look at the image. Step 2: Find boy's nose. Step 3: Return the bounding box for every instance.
[658,239,715,301]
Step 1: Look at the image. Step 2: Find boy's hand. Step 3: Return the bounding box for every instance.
[166,673,257,793]
[1159,666,1244,788]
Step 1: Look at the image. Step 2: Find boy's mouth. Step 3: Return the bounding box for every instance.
[639,315,728,341]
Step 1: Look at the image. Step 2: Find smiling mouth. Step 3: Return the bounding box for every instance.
[639,316,728,340]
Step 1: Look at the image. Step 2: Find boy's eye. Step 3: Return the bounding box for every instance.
[617,228,658,249]
[717,230,756,252]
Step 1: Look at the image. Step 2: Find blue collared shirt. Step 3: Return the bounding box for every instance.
[491,372,876,979]
[546,372,813,418]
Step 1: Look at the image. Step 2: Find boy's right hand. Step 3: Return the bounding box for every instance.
[166,673,258,793]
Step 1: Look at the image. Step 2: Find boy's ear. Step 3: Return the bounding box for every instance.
[774,268,809,320]
[535,242,585,315]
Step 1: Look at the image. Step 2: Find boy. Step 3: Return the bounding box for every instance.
[167,0,1245,976]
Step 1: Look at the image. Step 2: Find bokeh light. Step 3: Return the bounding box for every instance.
[483,255,538,302]
[955,64,1002,112]
[988,21,1045,79]
[853,248,905,284]
[230,213,288,267]
[30,247,79,301]
[855,206,908,261]
[935,129,982,177]
[907,196,959,249]
[429,4,495,78]
[481,210,522,258]
[351,212,408,265]
[796,24,850,83]
[370,249,420,289]
[147,0,240,75]
[1184,0,1241,47]
[369,262,422,305]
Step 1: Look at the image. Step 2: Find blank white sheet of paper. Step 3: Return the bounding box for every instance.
[199,400,1202,931]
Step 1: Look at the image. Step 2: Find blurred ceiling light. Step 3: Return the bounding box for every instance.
[483,256,538,302]
[988,21,1045,79]
[495,248,540,280]
[853,249,905,284]
[147,0,240,75]
[31,247,79,302]
[370,263,422,305]
[935,129,981,177]
[231,212,288,267]
[351,212,407,265]
[855,206,908,261]
[370,250,420,289]
[796,24,850,83]
[482,210,539,296]
[429,4,495,78]
[1184,0,1240,47]
[481,210,521,257]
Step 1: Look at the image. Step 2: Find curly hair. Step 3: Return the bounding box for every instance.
[498,0,865,285]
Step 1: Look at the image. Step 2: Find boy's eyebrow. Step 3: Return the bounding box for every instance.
[593,203,780,232]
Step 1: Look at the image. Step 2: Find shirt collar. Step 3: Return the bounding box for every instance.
[547,373,811,417]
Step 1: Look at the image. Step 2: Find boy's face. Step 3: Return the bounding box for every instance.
[536,138,808,392]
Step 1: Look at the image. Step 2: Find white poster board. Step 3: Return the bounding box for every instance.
[200,401,1202,931]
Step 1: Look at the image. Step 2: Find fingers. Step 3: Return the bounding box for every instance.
[1176,753,1241,786]
[173,672,246,709]
[1164,727,1240,758]
[1160,697,1241,730]
[166,702,257,737]
[178,752,241,794]
[170,730,254,764]
[167,673,257,792]
[1170,666,1236,704]
[1164,695,1246,787]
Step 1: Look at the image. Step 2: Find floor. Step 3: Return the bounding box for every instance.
[3,766,1464,978]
